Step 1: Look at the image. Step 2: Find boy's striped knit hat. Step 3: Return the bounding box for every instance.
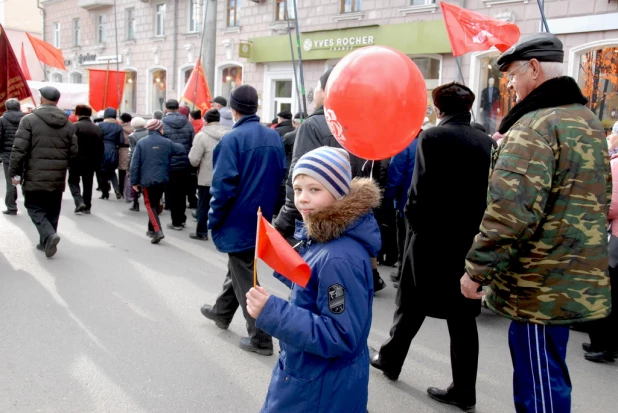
[293,147,352,200]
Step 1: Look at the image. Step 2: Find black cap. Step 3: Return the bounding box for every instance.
[39,86,61,102]
[277,110,292,120]
[165,99,180,110]
[497,32,564,71]
[294,111,307,120]
[210,96,228,107]
[204,108,220,123]
[432,82,475,115]
[230,85,258,115]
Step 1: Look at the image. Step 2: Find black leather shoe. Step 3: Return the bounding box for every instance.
[389,270,400,283]
[150,231,165,244]
[44,234,61,258]
[191,210,197,219]
[167,223,183,231]
[36,244,44,251]
[2,210,17,215]
[146,231,155,238]
[129,206,139,212]
[239,337,273,356]
[116,192,123,199]
[427,387,475,412]
[200,304,229,330]
[582,343,618,359]
[369,350,399,381]
[190,233,208,241]
[83,209,91,215]
[99,194,109,200]
[585,350,617,362]
[373,269,386,294]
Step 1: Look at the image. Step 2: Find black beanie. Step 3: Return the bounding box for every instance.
[320,67,334,90]
[205,108,220,123]
[432,82,475,116]
[230,85,258,115]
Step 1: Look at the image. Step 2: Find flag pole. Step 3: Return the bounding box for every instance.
[284,0,303,119]
[254,206,262,288]
[193,0,210,111]
[455,57,476,122]
[291,0,308,116]
[103,60,110,109]
[536,0,550,32]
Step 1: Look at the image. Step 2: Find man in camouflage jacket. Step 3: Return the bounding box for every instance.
[461,33,611,413]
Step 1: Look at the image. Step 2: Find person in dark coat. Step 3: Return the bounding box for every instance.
[370,82,495,412]
[130,119,186,244]
[128,117,148,212]
[98,108,124,200]
[199,84,286,356]
[274,110,294,137]
[0,98,25,215]
[281,112,306,168]
[8,86,78,257]
[162,99,195,229]
[68,105,104,214]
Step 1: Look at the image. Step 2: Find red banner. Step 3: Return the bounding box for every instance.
[441,3,520,57]
[26,32,67,71]
[180,59,212,112]
[21,43,32,81]
[88,69,126,112]
[0,24,34,115]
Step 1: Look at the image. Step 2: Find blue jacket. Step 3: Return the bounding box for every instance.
[162,112,194,171]
[208,114,286,253]
[257,179,381,413]
[130,131,186,187]
[99,120,124,169]
[384,139,418,212]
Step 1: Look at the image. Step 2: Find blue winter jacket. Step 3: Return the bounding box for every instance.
[130,131,186,187]
[162,112,194,171]
[257,179,381,413]
[208,114,286,253]
[384,139,418,212]
[99,120,124,170]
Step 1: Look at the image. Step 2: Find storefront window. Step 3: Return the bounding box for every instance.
[578,47,618,131]
[122,71,137,114]
[151,69,167,112]
[273,80,293,116]
[221,66,243,101]
[478,54,517,135]
[410,56,441,126]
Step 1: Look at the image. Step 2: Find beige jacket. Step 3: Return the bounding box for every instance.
[188,122,229,186]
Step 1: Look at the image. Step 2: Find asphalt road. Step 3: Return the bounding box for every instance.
[0,176,616,413]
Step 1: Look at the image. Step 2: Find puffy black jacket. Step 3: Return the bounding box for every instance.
[9,105,78,192]
[0,110,25,157]
[274,120,295,137]
[162,112,194,170]
[72,117,104,169]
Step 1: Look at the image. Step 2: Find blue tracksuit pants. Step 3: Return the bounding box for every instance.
[509,321,571,413]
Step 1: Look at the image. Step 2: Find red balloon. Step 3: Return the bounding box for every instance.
[324,46,427,160]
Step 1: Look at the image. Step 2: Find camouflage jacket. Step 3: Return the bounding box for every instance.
[465,102,611,325]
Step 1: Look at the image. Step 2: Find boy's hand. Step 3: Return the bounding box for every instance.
[246,286,270,319]
[132,185,140,192]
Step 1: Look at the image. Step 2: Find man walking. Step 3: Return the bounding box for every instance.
[461,33,611,413]
[210,96,234,128]
[9,86,78,257]
[274,110,294,137]
[69,105,104,215]
[0,98,25,215]
[200,85,286,356]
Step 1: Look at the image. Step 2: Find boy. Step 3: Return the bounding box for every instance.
[246,147,381,412]
[130,119,186,244]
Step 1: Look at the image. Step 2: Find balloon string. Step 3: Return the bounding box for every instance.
[371,160,374,179]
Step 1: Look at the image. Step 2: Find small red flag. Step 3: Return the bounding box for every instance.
[26,32,67,71]
[0,24,34,115]
[441,2,520,57]
[256,214,311,288]
[88,69,126,112]
[180,59,212,112]
[21,43,32,81]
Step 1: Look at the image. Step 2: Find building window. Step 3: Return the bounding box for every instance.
[97,15,107,43]
[227,0,239,27]
[127,8,136,40]
[151,69,167,113]
[220,66,242,100]
[341,0,361,13]
[51,73,63,83]
[156,3,166,36]
[189,0,201,33]
[72,19,80,46]
[70,72,83,84]
[477,54,517,135]
[276,0,295,21]
[411,0,435,5]
[53,22,60,48]
[273,80,293,117]
[578,46,618,131]
[122,71,137,114]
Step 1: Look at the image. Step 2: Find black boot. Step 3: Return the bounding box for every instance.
[373,269,386,293]
[151,231,165,244]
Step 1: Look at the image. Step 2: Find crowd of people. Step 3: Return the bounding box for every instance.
[1,32,617,413]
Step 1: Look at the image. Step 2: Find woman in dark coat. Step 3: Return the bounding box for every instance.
[370,83,495,412]
[98,108,124,199]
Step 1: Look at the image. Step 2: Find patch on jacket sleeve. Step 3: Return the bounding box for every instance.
[328,284,346,314]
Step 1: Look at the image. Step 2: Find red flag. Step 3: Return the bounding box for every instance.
[180,59,212,112]
[26,32,67,71]
[256,214,311,288]
[20,42,32,81]
[441,3,520,56]
[88,69,126,112]
[0,24,34,115]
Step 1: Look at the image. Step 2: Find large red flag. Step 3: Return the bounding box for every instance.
[441,3,520,56]
[26,32,67,71]
[0,24,34,115]
[256,213,311,288]
[20,43,32,81]
[180,59,212,112]
[88,69,126,112]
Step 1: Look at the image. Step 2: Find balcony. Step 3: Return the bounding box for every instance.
[78,0,114,10]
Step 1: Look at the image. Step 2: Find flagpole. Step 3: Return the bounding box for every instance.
[291,0,308,116]
[113,0,122,112]
[254,206,262,288]
[284,0,303,119]
[536,0,550,32]
[103,60,110,109]
[455,57,476,122]
[193,1,210,111]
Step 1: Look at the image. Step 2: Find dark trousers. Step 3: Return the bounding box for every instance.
[118,170,127,196]
[212,249,273,348]
[24,190,63,245]
[143,184,164,233]
[101,167,119,197]
[396,211,406,264]
[68,166,95,210]
[187,169,198,208]
[509,322,571,413]
[587,265,618,351]
[167,169,188,226]
[196,185,211,237]
[1,154,17,212]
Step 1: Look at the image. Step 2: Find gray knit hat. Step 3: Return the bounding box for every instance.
[293,147,352,200]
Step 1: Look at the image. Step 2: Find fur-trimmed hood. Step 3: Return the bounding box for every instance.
[296,178,382,255]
